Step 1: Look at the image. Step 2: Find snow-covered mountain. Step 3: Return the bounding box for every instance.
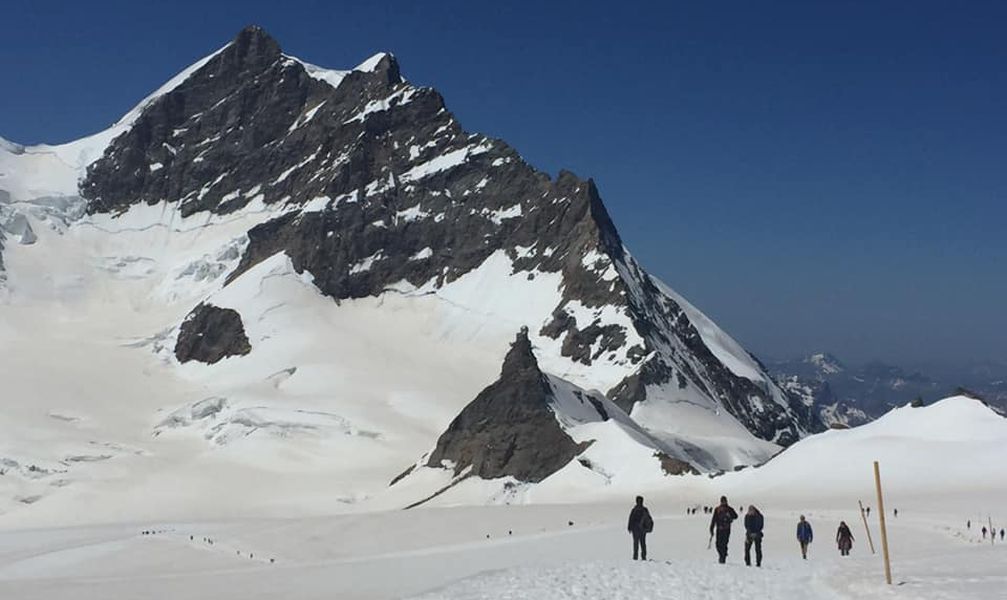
[0,26,819,520]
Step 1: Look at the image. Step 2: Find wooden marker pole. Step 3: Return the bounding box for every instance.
[874,461,892,585]
[858,500,876,554]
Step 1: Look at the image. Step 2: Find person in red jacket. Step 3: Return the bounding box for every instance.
[710,496,738,564]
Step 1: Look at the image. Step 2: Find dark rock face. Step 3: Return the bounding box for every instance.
[81,25,819,453]
[425,329,585,483]
[174,303,251,364]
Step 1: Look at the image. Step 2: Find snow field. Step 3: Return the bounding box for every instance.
[1,505,1005,599]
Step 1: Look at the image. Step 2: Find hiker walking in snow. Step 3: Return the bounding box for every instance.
[797,515,813,559]
[1001,528,1005,541]
[743,505,764,567]
[836,521,854,556]
[710,496,738,564]
[627,495,653,561]
[982,526,988,539]
[967,519,971,529]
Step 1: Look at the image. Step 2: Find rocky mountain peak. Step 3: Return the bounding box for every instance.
[501,326,538,377]
[359,52,403,85]
[423,329,585,483]
[229,24,283,69]
[56,26,817,481]
[806,352,844,374]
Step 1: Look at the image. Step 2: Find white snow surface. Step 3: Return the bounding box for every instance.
[0,497,1004,600]
[285,51,393,91]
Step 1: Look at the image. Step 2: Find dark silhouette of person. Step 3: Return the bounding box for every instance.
[627,496,653,561]
[982,526,987,539]
[967,519,971,529]
[743,505,764,567]
[710,496,738,564]
[866,506,871,517]
[1000,528,1004,541]
[797,515,814,559]
[894,508,898,518]
[836,521,854,556]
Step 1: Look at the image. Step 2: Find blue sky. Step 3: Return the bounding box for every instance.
[2,1,1004,366]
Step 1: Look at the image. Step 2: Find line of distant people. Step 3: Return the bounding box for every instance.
[630,495,863,565]
[966,519,1005,541]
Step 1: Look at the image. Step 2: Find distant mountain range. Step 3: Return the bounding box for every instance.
[769,353,1007,427]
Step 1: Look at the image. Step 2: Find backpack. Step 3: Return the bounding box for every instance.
[642,509,654,533]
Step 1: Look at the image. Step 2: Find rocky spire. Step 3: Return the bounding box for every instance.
[424,328,585,483]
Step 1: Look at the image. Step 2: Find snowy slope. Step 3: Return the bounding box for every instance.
[720,396,1007,502]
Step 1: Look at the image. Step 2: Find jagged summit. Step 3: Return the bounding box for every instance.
[805,352,844,374]
[501,326,539,376]
[229,24,283,66]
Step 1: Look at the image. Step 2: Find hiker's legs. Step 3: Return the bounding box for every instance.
[716,530,730,563]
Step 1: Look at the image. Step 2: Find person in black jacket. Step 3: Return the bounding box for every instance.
[743,505,764,567]
[710,496,738,564]
[836,521,854,556]
[627,496,653,560]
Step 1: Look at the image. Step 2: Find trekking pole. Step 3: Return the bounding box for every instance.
[858,500,876,554]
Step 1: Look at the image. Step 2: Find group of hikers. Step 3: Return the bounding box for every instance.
[968,520,1005,541]
[628,495,858,565]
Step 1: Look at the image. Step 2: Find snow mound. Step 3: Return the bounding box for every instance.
[724,396,1007,499]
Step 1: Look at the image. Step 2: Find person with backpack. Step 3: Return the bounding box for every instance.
[797,515,814,559]
[836,521,854,556]
[743,505,764,567]
[627,495,653,560]
[710,496,738,564]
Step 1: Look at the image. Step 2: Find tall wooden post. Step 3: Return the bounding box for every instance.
[874,461,892,584]
[858,500,876,554]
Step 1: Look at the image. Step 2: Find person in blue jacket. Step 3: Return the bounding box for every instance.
[797,515,814,559]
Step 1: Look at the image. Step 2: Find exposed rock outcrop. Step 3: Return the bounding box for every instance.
[174,304,251,364]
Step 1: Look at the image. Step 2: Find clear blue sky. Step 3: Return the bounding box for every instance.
[2,1,1004,366]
